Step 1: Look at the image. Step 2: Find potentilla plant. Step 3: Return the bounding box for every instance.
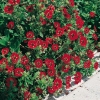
[0,0,99,100]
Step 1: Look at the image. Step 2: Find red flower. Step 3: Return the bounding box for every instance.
[8,0,20,5]
[46,37,53,44]
[62,53,71,64]
[11,52,19,64]
[87,50,94,59]
[64,13,71,19]
[94,62,99,70]
[47,5,55,11]
[21,56,29,65]
[1,48,9,56]
[47,69,55,77]
[26,5,34,12]
[79,36,87,47]
[62,8,71,19]
[56,27,64,37]
[73,56,80,64]
[4,5,14,14]
[54,22,60,28]
[45,58,55,69]
[76,17,84,29]
[74,72,82,84]
[66,76,71,82]
[77,31,83,37]
[28,40,37,49]
[53,78,62,90]
[51,44,59,51]
[62,66,70,73]
[68,30,78,41]
[84,60,91,68]
[84,27,90,34]
[44,9,53,19]
[26,31,34,39]
[40,17,47,25]
[25,65,31,71]
[0,58,8,65]
[6,77,17,88]
[34,58,43,68]
[92,33,98,41]
[66,82,71,89]
[41,41,48,49]
[24,91,31,100]
[68,0,75,7]
[6,65,14,73]
[14,68,24,77]
[36,87,43,94]
[63,24,72,31]
[7,21,14,29]
[39,71,46,79]
[90,11,95,18]
[47,86,56,94]
[36,38,43,46]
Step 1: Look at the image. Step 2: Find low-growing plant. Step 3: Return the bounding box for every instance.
[0,0,99,100]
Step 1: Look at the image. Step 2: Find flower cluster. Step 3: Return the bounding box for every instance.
[0,0,99,100]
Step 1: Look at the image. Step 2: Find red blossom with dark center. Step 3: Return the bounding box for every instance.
[6,65,14,73]
[26,5,34,12]
[66,76,71,82]
[25,64,31,71]
[39,71,46,79]
[21,56,29,65]
[36,38,43,46]
[73,56,80,65]
[45,58,55,69]
[79,36,87,47]
[28,40,37,49]
[8,0,20,5]
[34,58,43,68]
[62,66,70,73]
[53,78,62,90]
[6,77,17,88]
[4,5,14,14]
[14,68,24,77]
[68,30,78,41]
[62,53,71,64]
[7,21,14,29]
[84,60,91,68]
[47,69,55,77]
[44,9,53,19]
[84,27,90,34]
[87,50,94,59]
[46,37,53,44]
[74,72,82,84]
[41,41,48,49]
[47,86,56,94]
[36,87,43,94]
[51,44,59,51]
[1,48,9,56]
[26,31,34,39]
[56,27,64,37]
[54,22,60,28]
[11,52,19,64]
